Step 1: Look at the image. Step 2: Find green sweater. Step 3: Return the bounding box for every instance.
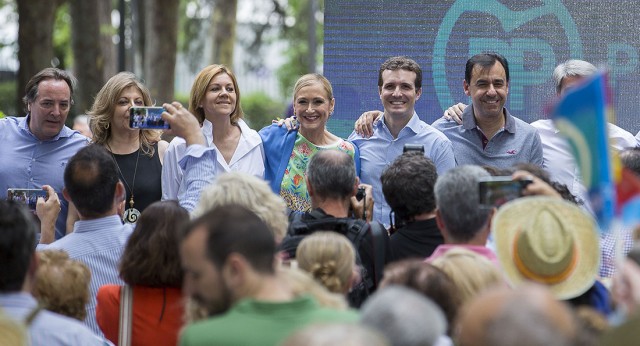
[180,295,358,346]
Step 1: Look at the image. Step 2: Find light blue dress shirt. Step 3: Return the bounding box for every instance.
[0,116,89,240]
[349,112,456,226]
[0,292,107,345]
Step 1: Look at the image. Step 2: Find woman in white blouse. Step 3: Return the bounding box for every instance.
[162,65,264,201]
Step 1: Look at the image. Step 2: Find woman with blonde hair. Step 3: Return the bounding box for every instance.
[296,232,356,295]
[431,247,504,303]
[162,64,264,202]
[89,72,168,222]
[259,73,359,213]
[193,172,288,243]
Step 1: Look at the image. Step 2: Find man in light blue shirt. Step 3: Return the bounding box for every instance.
[37,102,216,335]
[349,56,456,226]
[0,68,89,240]
[0,200,105,346]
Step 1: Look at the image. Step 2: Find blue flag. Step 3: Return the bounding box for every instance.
[551,71,615,232]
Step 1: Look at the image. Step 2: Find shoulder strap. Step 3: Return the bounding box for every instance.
[119,285,133,346]
[368,222,387,286]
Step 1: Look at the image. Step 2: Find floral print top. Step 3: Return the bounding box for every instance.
[280,133,356,213]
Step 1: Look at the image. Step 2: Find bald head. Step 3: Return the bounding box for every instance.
[456,284,576,346]
[306,150,357,200]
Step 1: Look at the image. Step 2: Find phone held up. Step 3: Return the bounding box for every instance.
[130,106,170,129]
[478,176,533,208]
[7,188,47,211]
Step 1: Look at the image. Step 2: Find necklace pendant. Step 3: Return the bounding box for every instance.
[123,207,141,223]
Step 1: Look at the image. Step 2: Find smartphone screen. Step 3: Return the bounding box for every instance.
[7,188,47,211]
[478,177,525,207]
[130,107,169,129]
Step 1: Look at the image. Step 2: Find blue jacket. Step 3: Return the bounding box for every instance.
[259,124,361,194]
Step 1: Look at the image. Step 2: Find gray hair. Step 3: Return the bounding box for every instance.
[361,286,447,346]
[434,165,491,242]
[552,60,597,94]
[306,150,356,200]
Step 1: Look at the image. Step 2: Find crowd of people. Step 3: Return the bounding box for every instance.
[1,52,640,345]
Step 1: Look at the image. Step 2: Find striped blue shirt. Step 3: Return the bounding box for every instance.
[37,215,133,336]
[0,292,107,345]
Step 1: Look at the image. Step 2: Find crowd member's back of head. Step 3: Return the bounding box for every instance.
[620,147,640,175]
[33,250,91,321]
[306,149,357,202]
[434,165,492,243]
[510,163,579,204]
[296,231,356,295]
[0,200,37,292]
[119,200,188,287]
[193,172,288,243]
[380,259,461,336]
[457,284,576,346]
[431,248,503,304]
[381,151,437,225]
[278,266,348,310]
[361,285,447,346]
[63,144,120,218]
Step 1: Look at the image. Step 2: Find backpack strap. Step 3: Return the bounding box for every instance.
[368,221,387,286]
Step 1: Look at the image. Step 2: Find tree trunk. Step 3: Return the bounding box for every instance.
[144,0,178,103]
[70,0,106,114]
[16,0,61,114]
[98,0,117,81]
[210,0,237,68]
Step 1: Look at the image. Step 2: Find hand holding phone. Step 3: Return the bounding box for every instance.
[478,176,532,207]
[130,106,170,129]
[7,188,47,211]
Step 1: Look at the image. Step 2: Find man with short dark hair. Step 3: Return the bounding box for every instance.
[0,200,103,345]
[280,149,388,307]
[37,102,219,335]
[432,53,543,169]
[349,56,456,226]
[0,68,89,239]
[427,165,498,266]
[179,205,358,345]
[381,151,443,261]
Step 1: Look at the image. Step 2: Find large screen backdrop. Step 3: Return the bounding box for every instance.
[324,0,640,138]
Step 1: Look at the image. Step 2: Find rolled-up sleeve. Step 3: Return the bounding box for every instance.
[178,145,217,213]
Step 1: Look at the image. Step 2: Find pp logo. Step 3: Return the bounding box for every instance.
[431,0,582,112]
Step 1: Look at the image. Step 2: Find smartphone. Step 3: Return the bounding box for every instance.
[129,106,169,129]
[478,177,532,207]
[7,188,47,211]
[403,144,425,153]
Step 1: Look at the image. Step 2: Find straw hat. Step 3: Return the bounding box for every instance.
[493,196,600,300]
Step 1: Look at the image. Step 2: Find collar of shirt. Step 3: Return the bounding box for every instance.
[72,214,128,234]
[202,119,261,148]
[462,106,517,134]
[19,114,78,141]
[376,112,421,139]
[0,292,37,309]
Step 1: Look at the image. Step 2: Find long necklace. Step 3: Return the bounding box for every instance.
[107,143,141,223]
